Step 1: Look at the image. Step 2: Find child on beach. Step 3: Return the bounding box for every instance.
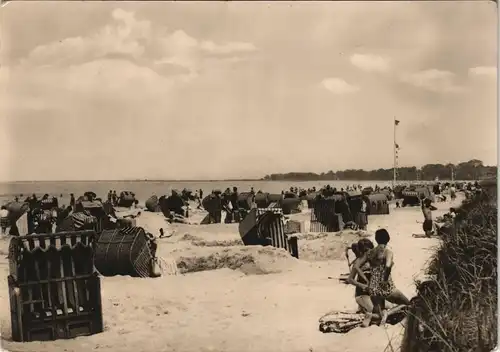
[347,239,375,316]
[345,243,360,268]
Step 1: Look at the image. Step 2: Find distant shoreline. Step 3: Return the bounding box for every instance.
[0,178,472,184]
[0,179,262,184]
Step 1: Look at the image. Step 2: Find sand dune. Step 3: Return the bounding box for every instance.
[0,195,463,352]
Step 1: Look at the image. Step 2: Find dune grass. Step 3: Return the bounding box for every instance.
[401,186,497,352]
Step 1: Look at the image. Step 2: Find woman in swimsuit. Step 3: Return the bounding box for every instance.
[347,238,375,318]
[354,229,410,326]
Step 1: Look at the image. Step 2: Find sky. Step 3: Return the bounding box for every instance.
[0,1,497,181]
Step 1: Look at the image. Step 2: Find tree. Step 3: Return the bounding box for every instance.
[260,159,496,181]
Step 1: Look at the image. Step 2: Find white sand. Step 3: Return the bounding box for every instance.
[0,196,463,352]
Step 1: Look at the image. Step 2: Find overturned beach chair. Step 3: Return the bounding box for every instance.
[238,208,299,259]
[7,230,103,342]
[94,226,162,278]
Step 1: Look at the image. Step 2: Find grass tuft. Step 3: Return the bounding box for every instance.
[401,185,497,352]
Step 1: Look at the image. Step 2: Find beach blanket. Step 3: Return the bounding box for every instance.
[319,306,408,333]
[319,311,365,333]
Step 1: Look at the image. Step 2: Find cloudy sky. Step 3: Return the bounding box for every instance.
[0,1,497,181]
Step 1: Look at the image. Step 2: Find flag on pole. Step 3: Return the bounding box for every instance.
[395,119,400,126]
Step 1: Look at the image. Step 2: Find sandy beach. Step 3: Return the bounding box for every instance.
[0,194,464,352]
[1,1,496,350]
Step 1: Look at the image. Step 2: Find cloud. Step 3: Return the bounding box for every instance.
[400,69,463,93]
[1,2,496,181]
[18,8,257,79]
[22,9,152,68]
[1,59,179,114]
[469,66,497,77]
[349,54,390,72]
[1,8,260,119]
[321,77,359,94]
[200,41,257,55]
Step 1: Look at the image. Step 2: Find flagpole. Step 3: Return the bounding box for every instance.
[393,117,397,189]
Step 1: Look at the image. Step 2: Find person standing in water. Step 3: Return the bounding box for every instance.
[422,198,438,237]
[353,229,410,326]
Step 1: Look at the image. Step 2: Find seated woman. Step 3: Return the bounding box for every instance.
[347,238,375,319]
[353,229,410,326]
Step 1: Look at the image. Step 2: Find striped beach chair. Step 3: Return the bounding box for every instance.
[310,197,343,232]
[256,208,299,258]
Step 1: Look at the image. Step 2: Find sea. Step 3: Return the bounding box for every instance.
[0,180,396,205]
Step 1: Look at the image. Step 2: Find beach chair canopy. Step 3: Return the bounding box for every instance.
[84,191,97,199]
[324,194,345,202]
[393,185,406,192]
[344,191,362,199]
[5,201,30,222]
[402,187,430,199]
[268,193,284,202]
[283,192,297,199]
[254,192,269,203]
[361,187,373,195]
[306,192,319,201]
[120,191,136,198]
[367,193,389,202]
[80,200,104,209]
[379,189,391,196]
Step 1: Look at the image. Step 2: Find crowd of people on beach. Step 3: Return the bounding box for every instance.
[0,180,481,238]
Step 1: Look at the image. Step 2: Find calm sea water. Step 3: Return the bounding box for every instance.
[0,180,395,205]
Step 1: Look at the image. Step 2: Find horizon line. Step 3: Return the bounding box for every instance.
[0,178,264,183]
[0,177,484,184]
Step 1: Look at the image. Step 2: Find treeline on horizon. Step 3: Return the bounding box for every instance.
[262,159,497,181]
